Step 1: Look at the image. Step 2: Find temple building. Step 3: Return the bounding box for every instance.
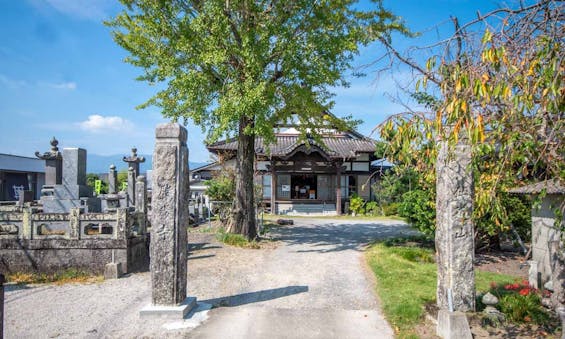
[194,115,384,215]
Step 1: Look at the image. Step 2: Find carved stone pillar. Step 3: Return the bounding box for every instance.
[435,136,475,312]
[140,123,195,319]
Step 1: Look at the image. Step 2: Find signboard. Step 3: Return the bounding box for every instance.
[94,180,102,195]
[281,185,290,192]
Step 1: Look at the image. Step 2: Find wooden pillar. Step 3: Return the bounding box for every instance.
[270,162,276,215]
[336,162,342,215]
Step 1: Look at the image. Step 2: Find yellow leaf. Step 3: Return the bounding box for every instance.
[461,100,467,113]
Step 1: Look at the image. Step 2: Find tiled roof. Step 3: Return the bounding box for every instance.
[509,179,565,195]
[208,135,376,159]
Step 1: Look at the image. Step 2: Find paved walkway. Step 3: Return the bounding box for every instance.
[4,218,415,338]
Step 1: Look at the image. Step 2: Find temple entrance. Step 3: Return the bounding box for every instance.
[291,174,317,199]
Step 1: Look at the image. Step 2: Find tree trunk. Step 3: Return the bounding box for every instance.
[228,116,257,240]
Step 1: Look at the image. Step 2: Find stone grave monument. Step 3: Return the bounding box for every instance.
[36,139,100,213]
[99,164,128,212]
[123,147,145,207]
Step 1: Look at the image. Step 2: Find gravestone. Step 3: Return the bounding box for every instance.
[100,164,127,212]
[123,147,145,207]
[435,136,475,312]
[35,137,63,186]
[127,167,135,207]
[123,147,145,178]
[135,175,147,215]
[41,148,100,213]
[108,164,118,194]
[140,123,195,319]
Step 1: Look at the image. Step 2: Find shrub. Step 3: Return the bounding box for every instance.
[398,189,436,234]
[382,202,399,216]
[349,194,365,215]
[364,201,380,216]
[205,171,236,202]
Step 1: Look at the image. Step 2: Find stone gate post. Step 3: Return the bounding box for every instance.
[0,273,4,339]
[435,136,475,312]
[140,123,195,319]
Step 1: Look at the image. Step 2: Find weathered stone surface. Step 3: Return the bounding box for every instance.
[437,310,472,339]
[435,137,475,312]
[0,224,18,235]
[549,241,565,316]
[104,262,123,279]
[544,280,554,292]
[481,292,498,306]
[100,193,127,212]
[35,137,62,186]
[139,297,196,319]
[531,195,564,283]
[123,147,145,178]
[135,176,147,214]
[127,167,135,207]
[42,196,100,213]
[108,165,118,194]
[150,123,190,306]
[483,306,505,326]
[69,208,80,239]
[62,148,87,188]
[0,238,147,274]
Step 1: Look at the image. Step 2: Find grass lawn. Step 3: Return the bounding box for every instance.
[366,240,519,339]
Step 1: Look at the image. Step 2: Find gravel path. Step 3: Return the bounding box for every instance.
[4,217,415,338]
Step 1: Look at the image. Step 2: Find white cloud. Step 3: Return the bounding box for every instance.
[46,81,77,90]
[40,0,115,20]
[78,115,133,133]
[0,74,28,89]
[0,75,77,91]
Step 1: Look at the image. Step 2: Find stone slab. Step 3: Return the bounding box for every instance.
[42,197,101,213]
[437,310,472,339]
[104,262,123,280]
[52,184,92,200]
[62,148,87,187]
[139,297,197,320]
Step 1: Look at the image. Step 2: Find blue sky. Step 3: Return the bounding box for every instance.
[0,0,501,163]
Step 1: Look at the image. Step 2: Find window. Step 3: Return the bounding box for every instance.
[262,175,271,199]
[277,174,291,199]
[348,175,357,196]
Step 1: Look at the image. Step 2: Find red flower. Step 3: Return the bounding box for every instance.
[490,282,498,289]
[505,283,520,290]
[522,280,530,287]
[519,288,530,296]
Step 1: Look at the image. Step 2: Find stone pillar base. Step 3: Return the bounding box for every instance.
[139,297,197,320]
[104,262,123,280]
[437,310,472,339]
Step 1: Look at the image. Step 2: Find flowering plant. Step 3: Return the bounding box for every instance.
[485,280,552,325]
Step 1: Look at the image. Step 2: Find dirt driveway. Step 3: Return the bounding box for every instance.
[4,217,415,338]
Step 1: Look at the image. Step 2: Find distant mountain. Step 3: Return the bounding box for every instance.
[87,153,207,174]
